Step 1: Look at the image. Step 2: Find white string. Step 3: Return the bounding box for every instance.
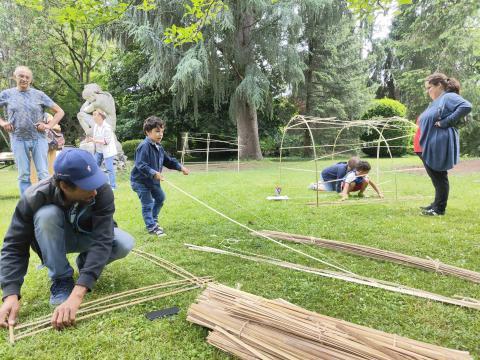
[165,179,356,276]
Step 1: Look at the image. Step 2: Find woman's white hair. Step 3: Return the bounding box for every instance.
[13,65,33,78]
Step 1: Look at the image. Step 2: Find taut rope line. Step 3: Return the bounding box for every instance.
[164,179,356,276]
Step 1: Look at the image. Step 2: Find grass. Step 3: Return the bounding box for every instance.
[1,156,480,359]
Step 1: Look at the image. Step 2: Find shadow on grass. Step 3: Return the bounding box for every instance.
[0,194,19,201]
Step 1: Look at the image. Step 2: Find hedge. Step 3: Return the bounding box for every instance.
[360,98,413,157]
[121,139,143,160]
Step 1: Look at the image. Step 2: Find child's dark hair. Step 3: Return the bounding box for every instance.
[143,116,165,133]
[356,160,371,172]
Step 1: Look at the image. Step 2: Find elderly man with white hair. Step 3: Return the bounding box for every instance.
[0,66,65,194]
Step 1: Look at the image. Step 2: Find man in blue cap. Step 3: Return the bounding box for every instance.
[0,148,134,330]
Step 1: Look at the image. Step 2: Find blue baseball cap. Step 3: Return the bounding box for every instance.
[54,148,107,191]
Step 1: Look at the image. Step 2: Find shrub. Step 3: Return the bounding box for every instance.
[360,98,413,157]
[121,139,143,160]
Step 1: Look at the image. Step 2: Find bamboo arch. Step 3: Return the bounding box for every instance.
[279,115,417,206]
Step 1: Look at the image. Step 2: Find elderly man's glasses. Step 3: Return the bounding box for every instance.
[15,74,31,80]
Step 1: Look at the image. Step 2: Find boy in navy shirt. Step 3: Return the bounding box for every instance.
[309,156,359,192]
[130,116,189,237]
[340,160,383,201]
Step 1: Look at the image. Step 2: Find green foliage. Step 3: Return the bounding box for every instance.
[460,120,480,157]
[360,98,412,157]
[381,0,480,155]
[259,97,299,156]
[164,1,227,46]
[299,1,372,120]
[361,98,406,119]
[347,0,412,22]
[106,47,234,143]
[163,0,412,46]
[15,0,155,28]
[121,139,142,159]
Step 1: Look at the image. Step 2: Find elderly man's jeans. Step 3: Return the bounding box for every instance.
[11,136,49,194]
[33,205,134,280]
[131,181,165,230]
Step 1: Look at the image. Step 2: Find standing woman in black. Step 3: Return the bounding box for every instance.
[418,73,472,216]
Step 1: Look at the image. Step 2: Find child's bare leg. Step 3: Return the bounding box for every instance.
[357,182,368,197]
[341,182,353,200]
[347,182,357,196]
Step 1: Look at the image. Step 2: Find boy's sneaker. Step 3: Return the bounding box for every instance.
[50,277,75,306]
[148,225,166,237]
[421,208,444,216]
[152,221,163,231]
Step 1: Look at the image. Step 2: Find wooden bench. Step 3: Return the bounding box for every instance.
[0,152,15,169]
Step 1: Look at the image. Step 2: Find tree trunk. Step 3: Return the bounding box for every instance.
[232,6,263,160]
[235,97,263,160]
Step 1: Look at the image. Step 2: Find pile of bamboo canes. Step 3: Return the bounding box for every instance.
[256,230,480,284]
[8,249,210,343]
[188,283,473,360]
[185,244,480,311]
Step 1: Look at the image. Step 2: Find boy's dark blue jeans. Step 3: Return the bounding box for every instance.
[131,181,166,230]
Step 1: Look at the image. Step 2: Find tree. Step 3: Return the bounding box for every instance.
[118,1,312,159]
[379,0,480,154]
[1,0,117,143]
[387,0,480,116]
[300,1,371,119]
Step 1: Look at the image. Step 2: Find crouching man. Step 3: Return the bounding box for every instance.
[0,148,134,330]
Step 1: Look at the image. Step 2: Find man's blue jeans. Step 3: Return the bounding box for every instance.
[131,181,165,230]
[11,136,49,194]
[95,152,116,189]
[33,205,134,280]
[319,175,336,192]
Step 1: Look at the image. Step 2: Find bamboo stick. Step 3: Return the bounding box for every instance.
[15,277,212,333]
[15,285,201,341]
[9,249,211,342]
[185,244,480,311]
[8,324,14,345]
[256,230,480,284]
[187,283,472,360]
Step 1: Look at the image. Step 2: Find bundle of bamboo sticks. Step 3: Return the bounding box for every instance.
[256,230,480,284]
[7,249,210,343]
[11,276,212,342]
[188,283,472,360]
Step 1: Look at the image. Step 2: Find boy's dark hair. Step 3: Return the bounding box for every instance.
[143,116,165,133]
[356,160,371,172]
[53,175,77,190]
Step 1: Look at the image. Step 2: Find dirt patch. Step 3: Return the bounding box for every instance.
[397,159,480,175]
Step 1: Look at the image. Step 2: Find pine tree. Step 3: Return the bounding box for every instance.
[300,1,371,120]
[116,1,325,159]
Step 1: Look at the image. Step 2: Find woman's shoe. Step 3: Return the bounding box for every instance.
[421,208,444,216]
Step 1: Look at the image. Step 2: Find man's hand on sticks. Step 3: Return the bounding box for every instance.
[51,285,87,330]
[0,295,20,328]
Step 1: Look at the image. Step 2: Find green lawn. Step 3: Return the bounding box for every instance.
[1,156,480,359]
